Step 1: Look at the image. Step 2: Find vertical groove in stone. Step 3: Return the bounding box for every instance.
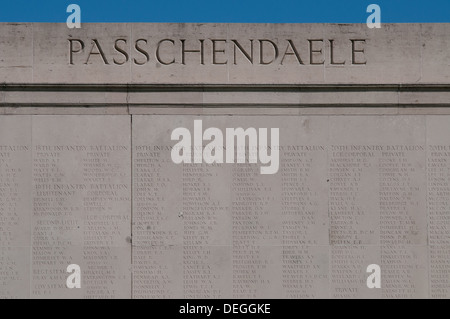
[130,114,134,300]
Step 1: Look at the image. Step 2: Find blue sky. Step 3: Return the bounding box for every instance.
[0,0,448,23]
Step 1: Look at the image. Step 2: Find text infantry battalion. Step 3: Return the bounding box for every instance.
[171,120,280,175]
[68,37,367,66]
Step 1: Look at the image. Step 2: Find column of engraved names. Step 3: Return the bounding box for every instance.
[379,145,427,299]
[32,145,78,298]
[133,145,178,299]
[0,141,31,299]
[329,145,380,298]
[182,161,230,298]
[280,145,328,298]
[329,145,380,246]
[132,117,232,299]
[32,144,130,298]
[428,144,450,298]
[231,160,281,298]
[82,145,130,299]
[31,117,131,299]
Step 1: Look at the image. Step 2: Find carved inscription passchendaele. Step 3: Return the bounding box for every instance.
[68,38,367,66]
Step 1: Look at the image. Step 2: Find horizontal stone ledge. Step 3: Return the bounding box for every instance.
[1,83,450,91]
[0,84,448,109]
[6,106,450,116]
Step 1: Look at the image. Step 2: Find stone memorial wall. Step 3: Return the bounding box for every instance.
[0,23,449,299]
